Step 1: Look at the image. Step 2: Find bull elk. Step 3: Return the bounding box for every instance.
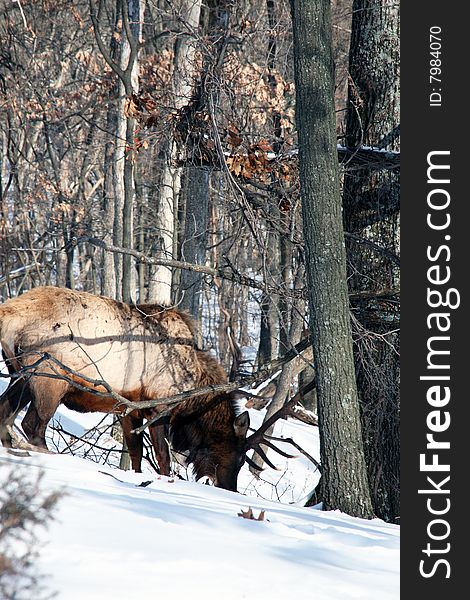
[0,286,290,491]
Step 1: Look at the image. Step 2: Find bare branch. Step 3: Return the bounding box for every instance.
[288,404,318,426]
[89,0,127,83]
[245,378,316,450]
[120,0,140,64]
[2,351,134,411]
[129,336,312,416]
[51,423,121,456]
[2,338,313,442]
[70,235,307,299]
[259,431,321,471]
[345,232,400,267]
[0,264,38,287]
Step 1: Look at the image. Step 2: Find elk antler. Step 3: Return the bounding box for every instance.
[245,423,295,471]
[244,379,316,470]
[245,455,263,471]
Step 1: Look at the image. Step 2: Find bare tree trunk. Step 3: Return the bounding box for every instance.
[113,48,126,301]
[101,12,120,298]
[118,0,145,464]
[257,292,275,367]
[290,0,374,518]
[148,0,202,304]
[135,166,146,301]
[257,229,279,368]
[91,0,144,302]
[148,149,179,303]
[343,0,400,522]
[278,216,293,352]
[178,166,209,318]
[90,0,145,468]
[121,0,145,303]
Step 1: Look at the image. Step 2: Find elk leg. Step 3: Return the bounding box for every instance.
[120,414,144,473]
[21,402,48,448]
[0,380,33,447]
[149,422,171,476]
[23,378,69,447]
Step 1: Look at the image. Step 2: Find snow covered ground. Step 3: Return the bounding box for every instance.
[0,403,400,600]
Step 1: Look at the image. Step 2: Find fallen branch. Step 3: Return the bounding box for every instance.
[288,404,318,426]
[1,338,313,434]
[50,423,121,457]
[130,336,312,422]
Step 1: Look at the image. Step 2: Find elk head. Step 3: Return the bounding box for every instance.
[188,410,251,492]
[201,393,296,489]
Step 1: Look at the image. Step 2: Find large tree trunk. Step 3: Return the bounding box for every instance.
[178,166,209,319]
[121,0,145,303]
[290,0,374,518]
[343,0,400,522]
[148,0,202,304]
[101,11,120,299]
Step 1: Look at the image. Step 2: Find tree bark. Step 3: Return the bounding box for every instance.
[121,0,145,303]
[178,166,209,319]
[148,0,203,304]
[343,0,400,522]
[290,0,374,518]
[101,11,120,298]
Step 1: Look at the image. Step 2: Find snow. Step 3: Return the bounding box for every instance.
[0,406,399,599]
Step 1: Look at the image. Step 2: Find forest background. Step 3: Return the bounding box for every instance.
[0,0,399,522]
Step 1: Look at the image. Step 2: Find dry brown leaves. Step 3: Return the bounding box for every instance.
[238,507,267,521]
[124,93,160,126]
[225,140,272,181]
[224,138,294,193]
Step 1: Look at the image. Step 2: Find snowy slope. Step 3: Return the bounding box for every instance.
[0,416,399,600]
[43,404,321,505]
[0,449,399,600]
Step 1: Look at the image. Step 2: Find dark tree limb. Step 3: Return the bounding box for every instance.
[69,236,400,300]
[1,337,313,435]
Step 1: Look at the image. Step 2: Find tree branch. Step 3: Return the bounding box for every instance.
[1,338,313,433]
[70,236,400,301]
[71,235,307,299]
[89,0,127,83]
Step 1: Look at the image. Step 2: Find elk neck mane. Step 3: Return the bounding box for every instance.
[169,349,243,453]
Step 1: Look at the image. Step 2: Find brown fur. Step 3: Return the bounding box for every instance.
[0,287,249,490]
